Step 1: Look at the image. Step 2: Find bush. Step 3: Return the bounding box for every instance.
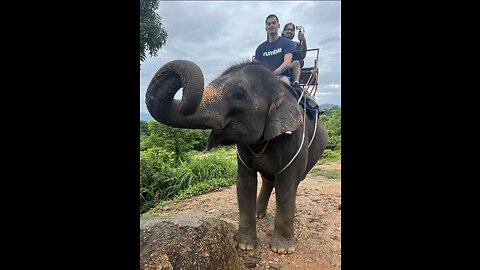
[321,149,341,160]
[140,147,177,213]
[321,106,341,151]
[140,147,237,214]
[187,154,237,185]
[176,177,235,201]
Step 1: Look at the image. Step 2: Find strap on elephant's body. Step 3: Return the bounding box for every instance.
[297,88,320,120]
[273,106,306,176]
[236,93,318,177]
[236,147,254,172]
[247,140,269,158]
[298,89,319,148]
[308,109,319,148]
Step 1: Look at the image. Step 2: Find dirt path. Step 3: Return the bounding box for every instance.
[150,160,341,270]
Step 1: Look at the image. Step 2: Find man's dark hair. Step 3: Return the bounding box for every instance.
[265,14,279,24]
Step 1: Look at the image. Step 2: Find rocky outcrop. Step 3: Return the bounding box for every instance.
[140,214,241,270]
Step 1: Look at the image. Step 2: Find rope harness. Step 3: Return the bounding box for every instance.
[236,90,319,176]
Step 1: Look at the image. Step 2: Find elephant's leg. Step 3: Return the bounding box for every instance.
[233,168,259,251]
[270,178,299,254]
[256,175,274,218]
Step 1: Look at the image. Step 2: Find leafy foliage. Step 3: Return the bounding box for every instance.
[140,120,149,136]
[175,177,235,201]
[140,121,209,163]
[321,106,341,152]
[308,167,341,179]
[140,0,168,64]
[187,153,237,185]
[140,147,178,212]
[140,147,237,214]
[139,106,341,214]
[320,149,341,160]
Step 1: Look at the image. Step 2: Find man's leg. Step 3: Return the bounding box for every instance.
[288,61,303,97]
[276,75,291,85]
[290,60,301,84]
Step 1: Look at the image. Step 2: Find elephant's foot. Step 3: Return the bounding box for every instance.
[256,200,269,218]
[256,207,267,218]
[270,234,296,254]
[233,231,258,251]
[256,212,266,218]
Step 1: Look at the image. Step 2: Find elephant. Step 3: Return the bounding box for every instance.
[145,59,328,254]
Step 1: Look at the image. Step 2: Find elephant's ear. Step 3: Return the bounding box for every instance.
[264,95,303,140]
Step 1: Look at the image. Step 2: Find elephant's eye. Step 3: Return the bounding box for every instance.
[232,88,247,101]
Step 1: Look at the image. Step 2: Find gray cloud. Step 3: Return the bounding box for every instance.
[140,1,341,112]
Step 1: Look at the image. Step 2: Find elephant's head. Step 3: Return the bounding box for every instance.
[146,60,303,150]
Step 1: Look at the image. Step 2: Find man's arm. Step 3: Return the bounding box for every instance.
[298,32,307,59]
[254,45,262,63]
[272,53,293,75]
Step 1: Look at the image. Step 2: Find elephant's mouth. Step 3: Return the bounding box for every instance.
[206,128,223,151]
[206,121,257,150]
[206,122,240,150]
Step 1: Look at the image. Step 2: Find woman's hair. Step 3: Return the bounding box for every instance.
[281,22,296,38]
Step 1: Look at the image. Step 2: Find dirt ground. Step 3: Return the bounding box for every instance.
[150,160,341,270]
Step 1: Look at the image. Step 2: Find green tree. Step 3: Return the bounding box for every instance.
[140,0,168,64]
[321,106,341,151]
[140,120,150,136]
[140,121,209,162]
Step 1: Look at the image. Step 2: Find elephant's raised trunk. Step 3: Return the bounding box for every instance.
[145,60,211,129]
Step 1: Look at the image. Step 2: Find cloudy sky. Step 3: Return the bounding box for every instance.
[140,1,341,113]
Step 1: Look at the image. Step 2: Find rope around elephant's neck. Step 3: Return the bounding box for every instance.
[235,94,307,176]
[274,95,307,177]
[248,140,269,158]
[236,147,254,172]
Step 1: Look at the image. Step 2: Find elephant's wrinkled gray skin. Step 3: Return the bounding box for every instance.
[146,60,328,254]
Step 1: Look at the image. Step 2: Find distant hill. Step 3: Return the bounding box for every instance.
[140,103,339,121]
[140,112,154,121]
[319,103,340,110]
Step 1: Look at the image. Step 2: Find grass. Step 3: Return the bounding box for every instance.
[175,177,235,200]
[142,146,341,214]
[317,149,341,164]
[140,147,237,215]
[141,177,235,216]
[309,151,341,180]
[309,167,341,180]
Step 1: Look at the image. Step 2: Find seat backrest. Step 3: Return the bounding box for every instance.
[299,67,318,85]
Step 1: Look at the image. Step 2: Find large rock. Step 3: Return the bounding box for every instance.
[140,214,241,270]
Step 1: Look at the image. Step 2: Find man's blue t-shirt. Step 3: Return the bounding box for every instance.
[255,37,296,76]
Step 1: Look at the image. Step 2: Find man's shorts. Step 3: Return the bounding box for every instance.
[276,74,291,84]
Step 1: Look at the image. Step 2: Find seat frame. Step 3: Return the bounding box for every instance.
[298,48,320,99]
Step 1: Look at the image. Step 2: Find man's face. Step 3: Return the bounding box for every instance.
[265,17,279,35]
[283,25,295,39]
